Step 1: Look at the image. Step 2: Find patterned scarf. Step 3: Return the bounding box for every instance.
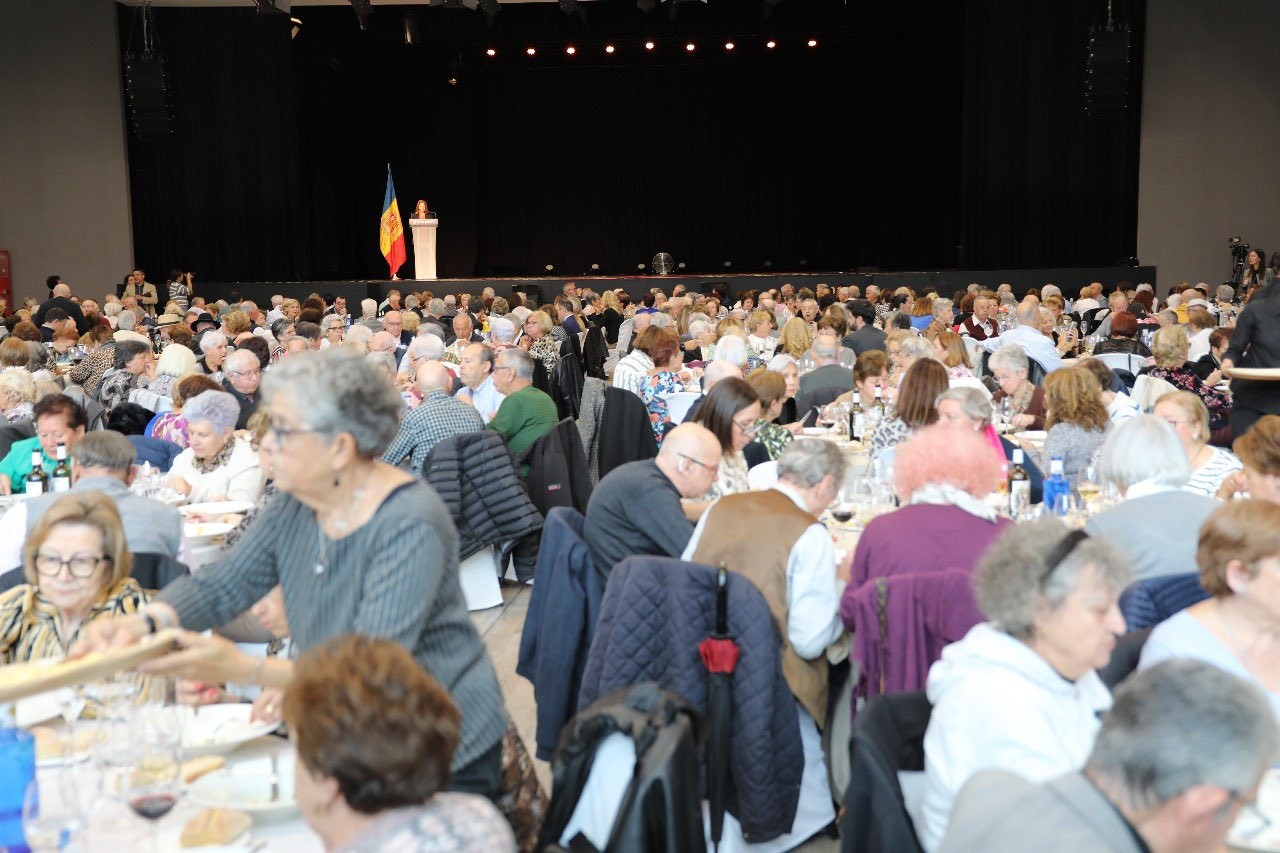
[192,437,236,474]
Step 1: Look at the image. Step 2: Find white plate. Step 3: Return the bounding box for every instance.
[180,501,255,517]
[189,752,297,817]
[802,427,832,436]
[184,522,236,543]
[1018,430,1048,441]
[182,704,280,757]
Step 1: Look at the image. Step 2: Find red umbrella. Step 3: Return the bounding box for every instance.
[698,567,740,851]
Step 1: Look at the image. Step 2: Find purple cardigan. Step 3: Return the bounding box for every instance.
[847,503,1012,590]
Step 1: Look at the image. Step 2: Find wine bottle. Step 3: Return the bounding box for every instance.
[872,385,886,422]
[51,442,71,493]
[25,450,47,496]
[1008,449,1030,517]
[849,397,866,443]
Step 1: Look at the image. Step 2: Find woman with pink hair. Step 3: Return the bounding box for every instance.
[845,423,1012,590]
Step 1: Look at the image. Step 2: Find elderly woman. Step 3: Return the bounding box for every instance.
[145,374,221,449]
[746,309,778,361]
[269,318,295,362]
[867,359,949,462]
[280,636,516,850]
[638,329,687,442]
[990,344,1046,430]
[1021,367,1110,481]
[167,390,262,503]
[746,368,798,460]
[95,340,154,418]
[846,424,1010,591]
[0,394,87,495]
[1086,415,1220,582]
[1142,324,1230,433]
[519,309,561,377]
[0,493,150,673]
[923,298,954,341]
[149,343,196,399]
[1152,391,1242,499]
[196,331,229,380]
[69,325,115,396]
[919,519,1129,851]
[1139,500,1280,716]
[891,335,936,392]
[684,318,717,363]
[321,314,346,349]
[777,316,811,361]
[0,368,35,423]
[937,386,1044,504]
[687,377,760,514]
[1078,357,1140,425]
[77,351,510,796]
[933,330,975,379]
[834,350,890,415]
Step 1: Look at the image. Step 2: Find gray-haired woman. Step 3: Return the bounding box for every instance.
[918,518,1130,851]
[75,350,509,798]
[989,344,1045,430]
[95,339,154,418]
[167,390,262,503]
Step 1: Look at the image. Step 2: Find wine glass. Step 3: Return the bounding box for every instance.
[1076,465,1102,512]
[830,481,857,528]
[999,397,1013,431]
[126,746,181,853]
[23,775,81,852]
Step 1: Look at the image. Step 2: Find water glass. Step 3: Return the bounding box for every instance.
[23,775,81,852]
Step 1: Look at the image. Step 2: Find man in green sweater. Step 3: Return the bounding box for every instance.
[486,347,558,475]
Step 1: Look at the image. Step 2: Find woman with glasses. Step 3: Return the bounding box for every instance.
[1153,391,1242,499]
[687,377,761,516]
[76,351,509,797]
[0,493,151,691]
[918,519,1130,851]
[166,390,262,503]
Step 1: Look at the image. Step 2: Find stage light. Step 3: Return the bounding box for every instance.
[290,15,302,38]
[545,264,555,271]
[807,39,817,47]
[685,42,695,52]
[605,44,615,54]
[644,40,655,50]
[566,46,576,55]
[724,261,733,268]
[402,11,419,46]
[350,0,372,30]
[766,39,777,49]
[526,47,536,56]
[724,41,735,51]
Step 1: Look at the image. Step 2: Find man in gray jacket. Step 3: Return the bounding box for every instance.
[3,432,183,567]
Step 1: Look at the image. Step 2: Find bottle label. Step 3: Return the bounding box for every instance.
[27,480,43,497]
[1009,479,1030,515]
[52,476,70,494]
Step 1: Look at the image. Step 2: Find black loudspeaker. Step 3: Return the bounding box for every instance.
[124,56,173,142]
[1086,27,1130,118]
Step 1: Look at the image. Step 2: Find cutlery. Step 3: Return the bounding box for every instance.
[268,748,279,802]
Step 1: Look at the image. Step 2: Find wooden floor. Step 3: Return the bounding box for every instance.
[471,584,840,852]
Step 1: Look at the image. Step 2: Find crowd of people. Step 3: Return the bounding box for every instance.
[0,271,1277,852]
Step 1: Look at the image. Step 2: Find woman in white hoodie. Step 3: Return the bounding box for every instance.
[918,519,1131,851]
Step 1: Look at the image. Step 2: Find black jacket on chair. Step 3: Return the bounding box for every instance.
[552,353,586,421]
[841,691,931,853]
[581,326,609,380]
[423,431,544,575]
[597,388,657,480]
[525,419,593,517]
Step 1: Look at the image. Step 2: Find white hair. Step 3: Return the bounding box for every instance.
[344,325,372,345]
[117,310,138,331]
[489,317,516,343]
[407,334,444,361]
[988,344,1028,374]
[715,335,748,367]
[198,331,227,355]
[1098,414,1190,490]
[103,302,122,318]
[271,294,284,307]
[361,298,378,319]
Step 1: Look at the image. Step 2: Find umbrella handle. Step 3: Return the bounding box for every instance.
[716,566,728,635]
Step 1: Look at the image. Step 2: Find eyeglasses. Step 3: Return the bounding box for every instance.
[678,453,718,473]
[732,418,761,436]
[35,552,109,579]
[267,423,327,445]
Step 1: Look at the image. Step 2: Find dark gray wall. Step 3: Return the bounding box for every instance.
[0,0,133,308]
[1137,0,1280,292]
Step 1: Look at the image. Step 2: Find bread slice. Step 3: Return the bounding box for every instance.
[180,808,252,847]
[181,755,227,784]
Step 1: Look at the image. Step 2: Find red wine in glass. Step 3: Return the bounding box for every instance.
[831,509,853,523]
[130,793,177,822]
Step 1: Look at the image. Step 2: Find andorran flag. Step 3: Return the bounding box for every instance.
[379,166,407,278]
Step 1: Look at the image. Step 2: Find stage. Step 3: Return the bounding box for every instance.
[197,266,1158,310]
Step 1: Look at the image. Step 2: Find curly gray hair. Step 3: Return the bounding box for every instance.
[987,344,1028,375]
[261,350,401,456]
[182,390,241,435]
[973,518,1131,639]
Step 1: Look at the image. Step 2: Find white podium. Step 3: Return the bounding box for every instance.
[409,217,439,280]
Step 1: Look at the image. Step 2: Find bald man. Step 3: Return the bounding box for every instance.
[583,422,723,580]
[380,360,485,476]
[981,299,1064,372]
[681,359,745,424]
[34,281,91,335]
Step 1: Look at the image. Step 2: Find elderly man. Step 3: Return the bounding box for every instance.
[113,310,151,345]
[489,317,518,353]
[443,314,482,363]
[381,310,412,350]
[0,430,183,570]
[1094,290,1131,337]
[1074,283,1102,313]
[798,336,854,398]
[284,336,309,358]
[455,343,504,424]
[34,282,91,335]
[419,299,450,341]
[486,347,558,472]
[584,422,721,581]
[940,660,1278,853]
[960,294,998,340]
[400,333,448,386]
[369,330,404,364]
[842,299,886,355]
[265,294,286,325]
[381,361,484,476]
[683,438,847,846]
[981,299,1063,373]
[221,349,262,429]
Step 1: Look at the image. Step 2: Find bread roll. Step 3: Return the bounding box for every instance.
[181,755,227,783]
[180,808,252,847]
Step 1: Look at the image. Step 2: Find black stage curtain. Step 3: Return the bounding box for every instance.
[120,0,1143,283]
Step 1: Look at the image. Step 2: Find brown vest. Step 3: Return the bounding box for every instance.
[692,489,830,725]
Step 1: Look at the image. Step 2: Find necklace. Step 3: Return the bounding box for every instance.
[313,468,374,575]
[313,526,329,576]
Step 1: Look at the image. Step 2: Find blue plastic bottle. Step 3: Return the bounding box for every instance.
[0,702,34,852]
[1043,456,1070,516]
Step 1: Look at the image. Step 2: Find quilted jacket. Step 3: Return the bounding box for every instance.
[577,556,803,843]
[423,431,544,565]
[1118,572,1209,631]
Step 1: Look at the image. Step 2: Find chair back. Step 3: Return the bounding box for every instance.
[0,419,34,461]
[947,376,991,399]
[840,691,931,853]
[128,388,172,414]
[128,552,191,592]
[1096,628,1152,690]
[1026,356,1048,387]
[1118,572,1209,630]
[662,391,701,425]
[747,460,779,491]
[1093,351,1141,377]
[1131,374,1179,411]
